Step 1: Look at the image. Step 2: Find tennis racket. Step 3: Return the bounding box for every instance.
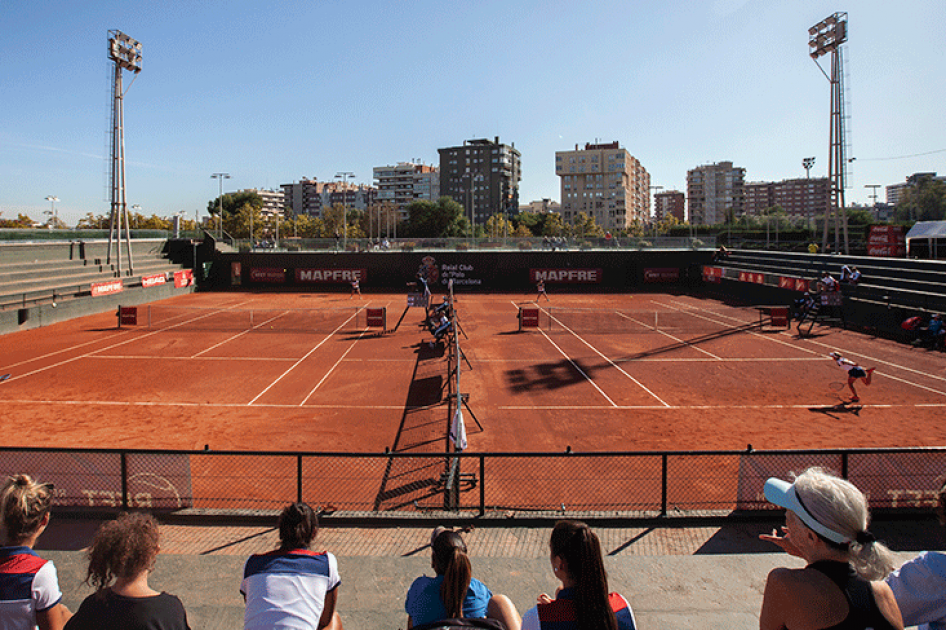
[0,374,10,382]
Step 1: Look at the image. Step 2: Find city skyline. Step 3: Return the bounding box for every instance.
[2,0,944,226]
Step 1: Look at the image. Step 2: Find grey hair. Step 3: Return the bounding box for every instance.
[792,467,897,580]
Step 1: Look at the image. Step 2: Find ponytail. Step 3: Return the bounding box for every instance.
[550,521,617,630]
[0,474,52,544]
[278,502,318,551]
[432,530,472,618]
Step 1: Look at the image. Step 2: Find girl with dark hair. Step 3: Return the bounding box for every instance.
[405,526,520,629]
[241,502,342,630]
[0,474,72,630]
[64,512,190,630]
[521,521,637,630]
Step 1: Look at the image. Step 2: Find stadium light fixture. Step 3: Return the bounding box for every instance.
[211,173,230,240]
[335,172,355,251]
[45,196,59,227]
[108,30,142,73]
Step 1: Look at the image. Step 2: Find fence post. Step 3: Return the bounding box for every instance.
[297,455,303,503]
[841,452,849,479]
[120,452,129,510]
[661,454,668,516]
[479,455,485,517]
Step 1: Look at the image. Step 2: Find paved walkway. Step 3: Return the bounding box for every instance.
[37,516,941,630]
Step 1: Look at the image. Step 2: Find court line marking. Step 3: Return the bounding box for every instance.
[524,302,670,407]
[0,300,258,385]
[300,329,369,406]
[654,297,946,397]
[538,329,618,407]
[612,311,721,360]
[247,308,366,406]
[188,310,299,358]
[0,399,419,410]
[88,355,299,362]
[498,403,946,410]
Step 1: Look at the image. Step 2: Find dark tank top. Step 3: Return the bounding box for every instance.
[808,560,896,630]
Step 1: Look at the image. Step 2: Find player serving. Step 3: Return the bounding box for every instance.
[829,351,875,402]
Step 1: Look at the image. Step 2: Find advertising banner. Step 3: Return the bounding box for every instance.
[141,273,166,288]
[249,267,286,283]
[739,271,765,284]
[642,268,680,283]
[530,268,603,283]
[91,279,124,297]
[702,266,723,283]
[294,268,367,283]
[173,269,194,288]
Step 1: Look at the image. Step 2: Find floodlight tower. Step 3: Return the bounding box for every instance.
[107,30,142,275]
[809,12,849,254]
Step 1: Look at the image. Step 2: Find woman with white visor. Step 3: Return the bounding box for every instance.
[758,467,903,630]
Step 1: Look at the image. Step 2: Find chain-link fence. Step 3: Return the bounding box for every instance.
[2,447,942,517]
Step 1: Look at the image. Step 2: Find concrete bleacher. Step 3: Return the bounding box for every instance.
[713,250,946,341]
[37,516,935,630]
[0,238,195,334]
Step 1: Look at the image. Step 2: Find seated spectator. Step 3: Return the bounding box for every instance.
[885,478,946,630]
[759,467,902,630]
[241,502,342,630]
[65,513,190,630]
[712,245,729,262]
[840,265,853,282]
[913,314,945,349]
[405,526,520,630]
[849,266,862,284]
[1,474,72,630]
[819,270,838,292]
[521,520,637,630]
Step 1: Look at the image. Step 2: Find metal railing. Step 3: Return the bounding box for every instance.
[2,446,942,518]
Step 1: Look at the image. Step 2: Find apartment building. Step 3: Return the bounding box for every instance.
[373,162,439,224]
[654,190,685,222]
[238,188,286,219]
[438,137,521,227]
[555,141,650,230]
[281,178,377,218]
[519,198,562,214]
[744,178,831,221]
[686,161,745,225]
[887,172,945,205]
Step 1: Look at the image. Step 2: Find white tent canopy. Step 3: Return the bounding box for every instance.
[905,221,946,258]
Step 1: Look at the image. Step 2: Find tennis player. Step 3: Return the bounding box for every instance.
[829,352,875,402]
[349,278,360,299]
[536,279,549,302]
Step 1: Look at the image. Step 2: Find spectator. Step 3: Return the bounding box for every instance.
[521,520,637,630]
[759,467,902,630]
[712,245,729,263]
[808,243,820,254]
[65,513,189,630]
[0,474,72,630]
[840,265,853,282]
[819,271,838,292]
[885,478,946,630]
[913,314,945,349]
[850,266,862,284]
[405,526,520,630]
[241,502,342,630]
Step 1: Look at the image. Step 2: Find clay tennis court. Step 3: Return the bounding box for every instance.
[1,289,945,454]
[1,289,945,513]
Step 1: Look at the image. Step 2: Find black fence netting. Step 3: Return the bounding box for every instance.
[1,447,942,516]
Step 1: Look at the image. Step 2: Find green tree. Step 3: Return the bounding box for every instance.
[895,175,946,222]
[405,197,468,237]
[76,213,110,229]
[541,213,566,236]
[485,213,513,239]
[570,212,603,239]
[0,213,36,228]
[207,191,262,227]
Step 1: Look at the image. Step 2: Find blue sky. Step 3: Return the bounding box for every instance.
[2,0,944,226]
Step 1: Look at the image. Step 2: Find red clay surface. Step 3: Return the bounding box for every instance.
[2,289,945,456]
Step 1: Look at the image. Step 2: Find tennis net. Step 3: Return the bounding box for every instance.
[141,305,368,333]
[531,307,754,335]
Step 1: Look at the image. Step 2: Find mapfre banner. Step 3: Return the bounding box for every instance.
[91,279,124,297]
[530,268,603,283]
[295,268,367,283]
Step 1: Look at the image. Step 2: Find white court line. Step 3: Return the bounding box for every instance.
[529,302,670,407]
[499,403,946,410]
[0,300,257,385]
[89,355,297,362]
[300,329,369,406]
[247,308,366,406]
[614,311,721,360]
[538,329,618,407]
[655,297,946,396]
[1,399,416,410]
[189,311,293,358]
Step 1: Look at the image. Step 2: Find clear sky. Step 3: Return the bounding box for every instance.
[2,0,944,226]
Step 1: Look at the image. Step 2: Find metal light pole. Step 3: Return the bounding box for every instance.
[211,173,230,240]
[803,157,815,237]
[335,172,355,251]
[45,196,59,228]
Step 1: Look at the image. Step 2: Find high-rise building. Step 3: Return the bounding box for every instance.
[281,178,377,218]
[438,137,521,227]
[239,188,286,219]
[519,198,562,215]
[373,162,439,224]
[886,172,945,205]
[654,190,685,222]
[686,161,745,225]
[555,141,649,230]
[744,178,831,220]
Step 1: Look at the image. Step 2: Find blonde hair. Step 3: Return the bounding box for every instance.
[793,467,896,580]
[0,474,52,544]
